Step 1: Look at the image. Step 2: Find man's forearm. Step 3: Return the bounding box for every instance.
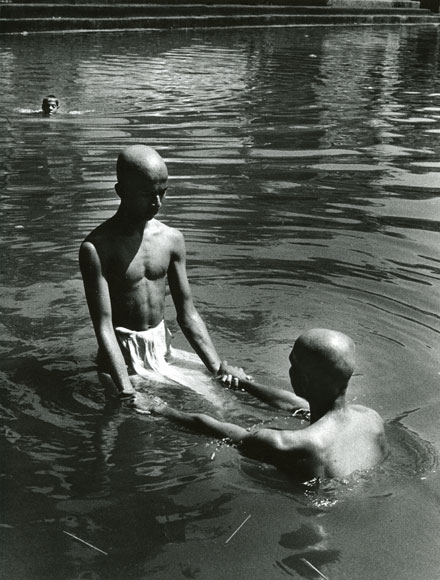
[237,378,309,412]
[156,406,248,442]
[178,312,221,374]
[97,327,134,395]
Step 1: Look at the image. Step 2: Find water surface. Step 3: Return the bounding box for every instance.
[1,25,440,580]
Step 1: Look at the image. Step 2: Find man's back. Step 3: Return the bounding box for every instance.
[281,404,387,479]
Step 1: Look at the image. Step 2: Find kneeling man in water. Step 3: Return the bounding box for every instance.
[148,329,388,480]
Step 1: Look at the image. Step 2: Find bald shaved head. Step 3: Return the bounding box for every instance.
[114,145,169,220]
[292,329,355,396]
[116,145,167,189]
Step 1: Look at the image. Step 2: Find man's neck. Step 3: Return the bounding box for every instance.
[113,208,152,233]
[309,393,346,424]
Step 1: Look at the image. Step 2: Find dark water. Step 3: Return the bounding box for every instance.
[1,24,440,580]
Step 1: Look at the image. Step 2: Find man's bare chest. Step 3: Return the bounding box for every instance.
[104,239,171,285]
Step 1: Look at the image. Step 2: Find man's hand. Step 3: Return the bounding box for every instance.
[125,392,168,415]
[118,387,137,401]
[216,360,251,389]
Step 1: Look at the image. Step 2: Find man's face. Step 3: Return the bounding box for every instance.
[120,171,168,220]
[288,350,306,398]
[42,98,58,116]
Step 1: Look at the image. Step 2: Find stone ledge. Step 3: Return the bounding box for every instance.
[0,3,429,15]
[1,0,439,32]
[329,0,420,6]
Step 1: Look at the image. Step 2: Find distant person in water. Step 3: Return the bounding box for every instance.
[148,329,388,480]
[42,95,59,116]
[79,144,246,401]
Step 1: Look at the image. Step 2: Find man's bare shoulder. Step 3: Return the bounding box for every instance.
[81,219,115,248]
[153,222,187,258]
[350,404,384,427]
[142,221,185,260]
[242,427,317,479]
[79,219,123,272]
[152,220,183,240]
[250,425,313,452]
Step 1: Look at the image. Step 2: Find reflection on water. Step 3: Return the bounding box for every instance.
[1,24,440,580]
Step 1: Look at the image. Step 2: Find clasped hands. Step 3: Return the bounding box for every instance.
[216,360,251,389]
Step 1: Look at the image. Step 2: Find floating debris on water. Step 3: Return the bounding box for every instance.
[225,514,251,544]
[63,531,108,556]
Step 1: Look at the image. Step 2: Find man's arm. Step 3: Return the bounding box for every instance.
[167,230,222,374]
[151,402,307,467]
[152,403,249,441]
[218,362,309,412]
[79,241,135,398]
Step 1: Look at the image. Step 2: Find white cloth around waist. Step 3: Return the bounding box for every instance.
[115,321,223,407]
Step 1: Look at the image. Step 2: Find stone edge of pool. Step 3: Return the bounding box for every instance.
[0,0,440,35]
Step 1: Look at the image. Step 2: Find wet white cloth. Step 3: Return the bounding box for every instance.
[115,321,223,407]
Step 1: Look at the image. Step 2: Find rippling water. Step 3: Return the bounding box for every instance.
[1,25,440,580]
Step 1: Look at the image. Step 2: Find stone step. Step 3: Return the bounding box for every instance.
[0,2,428,17]
[330,0,420,5]
[0,0,325,4]
[1,0,438,33]
[0,0,336,3]
[0,0,422,4]
[1,10,438,32]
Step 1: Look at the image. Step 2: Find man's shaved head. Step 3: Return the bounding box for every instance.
[292,329,355,394]
[116,145,167,188]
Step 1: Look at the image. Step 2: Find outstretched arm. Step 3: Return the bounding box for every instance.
[218,362,309,413]
[79,241,135,398]
[151,402,249,442]
[150,401,303,468]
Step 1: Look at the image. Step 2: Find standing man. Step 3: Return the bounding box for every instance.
[80,144,244,400]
